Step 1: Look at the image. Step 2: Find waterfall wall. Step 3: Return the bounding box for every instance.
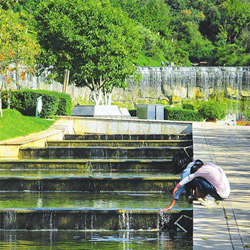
[4,67,250,111]
[125,66,250,105]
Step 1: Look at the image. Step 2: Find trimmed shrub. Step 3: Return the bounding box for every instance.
[182,102,195,110]
[48,91,72,116]
[198,101,226,120]
[2,89,72,118]
[164,107,202,121]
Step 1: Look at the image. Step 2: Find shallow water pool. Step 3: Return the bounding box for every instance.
[0,230,192,250]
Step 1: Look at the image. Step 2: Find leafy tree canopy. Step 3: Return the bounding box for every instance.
[0,8,40,116]
[2,0,250,69]
[0,8,40,80]
[35,0,142,104]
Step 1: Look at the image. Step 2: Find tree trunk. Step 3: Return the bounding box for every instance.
[108,93,112,105]
[7,90,10,109]
[0,90,2,117]
[63,69,70,93]
[15,62,20,89]
[92,89,103,105]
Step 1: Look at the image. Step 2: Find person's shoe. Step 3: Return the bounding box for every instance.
[200,195,219,206]
[197,197,205,202]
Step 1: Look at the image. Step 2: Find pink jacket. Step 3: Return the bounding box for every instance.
[179,162,230,198]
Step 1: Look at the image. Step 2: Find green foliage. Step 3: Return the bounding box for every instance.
[0,8,40,74]
[35,0,142,104]
[134,55,163,67]
[198,101,226,120]
[2,90,72,118]
[110,0,171,37]
[3,0,250,72]
[243,109,250,120]
[0,109,54,141]
[182,103,195,110]
[164,107,202,121]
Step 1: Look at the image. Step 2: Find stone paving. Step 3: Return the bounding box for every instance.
[193,122,250,250]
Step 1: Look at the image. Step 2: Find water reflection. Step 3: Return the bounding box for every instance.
[0,230,192,250]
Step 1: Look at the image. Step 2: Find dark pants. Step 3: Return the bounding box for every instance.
[192,177,223,200]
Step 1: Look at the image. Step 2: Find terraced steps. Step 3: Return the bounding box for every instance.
[64,133,192,141]
[46,139,192,147]
[0,170,175,177]
[0,158,173,171]
[0,192,191,210]
[0,193,191,231]
[0,175,179,192]
[0,128,194,236]
[0,208,192,230]
[19,146,182,159]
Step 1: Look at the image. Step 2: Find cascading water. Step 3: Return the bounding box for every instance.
[129,67,250,118]
[119,211,131,230]
[4,211,17,230]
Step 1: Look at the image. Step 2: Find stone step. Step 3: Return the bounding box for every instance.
[0,208,192,231]
[0,170,175,178]
[19,146,182,159]
[0,176,179,192]
[0,158,173,171]
[47,140,193,147]
[0,192,190,210]
[64,133,192,141]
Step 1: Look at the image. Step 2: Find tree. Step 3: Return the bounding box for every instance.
[111,0,171,37]
[171,11,214,63]
[0,9,40,116]
[35,0,142,105]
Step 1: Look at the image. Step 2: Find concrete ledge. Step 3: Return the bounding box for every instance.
[58,116,192,135]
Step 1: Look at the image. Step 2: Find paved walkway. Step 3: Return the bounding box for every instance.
[193,122,250,250]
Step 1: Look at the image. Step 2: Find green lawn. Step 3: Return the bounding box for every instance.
[0,109,55,141]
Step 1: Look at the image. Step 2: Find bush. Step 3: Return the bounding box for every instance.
[182,102,195,110]
[164,107,202,121]
[243,109,250,120]
[2,90,72,118]
[198,101,226,120]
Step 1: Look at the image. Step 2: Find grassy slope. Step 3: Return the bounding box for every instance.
[135,54,166,67]
[0,109,55,141]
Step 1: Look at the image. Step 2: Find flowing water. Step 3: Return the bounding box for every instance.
[131,66,250,117]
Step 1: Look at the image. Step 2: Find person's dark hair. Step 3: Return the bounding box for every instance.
[191,159,204,174]
[172,152,192,175]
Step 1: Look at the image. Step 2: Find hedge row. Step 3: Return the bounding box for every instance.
[2,89,72,118]
[164,107,203,121]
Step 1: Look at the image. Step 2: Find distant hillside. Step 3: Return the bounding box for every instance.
[2,0,250,66]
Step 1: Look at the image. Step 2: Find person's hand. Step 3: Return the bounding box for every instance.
[161,205,173,212]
